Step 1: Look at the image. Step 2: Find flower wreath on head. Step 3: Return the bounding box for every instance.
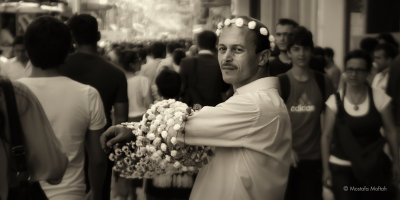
[216,17,276,49]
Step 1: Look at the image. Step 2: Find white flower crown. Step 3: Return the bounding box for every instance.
[215,18,276,48]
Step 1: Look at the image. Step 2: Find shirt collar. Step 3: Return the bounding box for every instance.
[236,77,279,95]
[198,50,214,55]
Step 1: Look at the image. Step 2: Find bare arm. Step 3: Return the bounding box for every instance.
[85,129,107,200]
[381,105,400,181]
[113,102,128,125]
[321,107,337,187]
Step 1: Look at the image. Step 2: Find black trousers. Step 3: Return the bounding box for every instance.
[330,163,395,200]
[284,159,323,200]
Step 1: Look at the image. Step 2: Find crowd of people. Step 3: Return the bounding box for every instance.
[1,12,400,200]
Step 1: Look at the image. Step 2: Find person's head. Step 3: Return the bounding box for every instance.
[287,26,314,68]
[67,14,100,46]
[344,50,372,86]
[323,47,335,63]
[275,18,298,52]
[137,47,147,65]
[197,30,217,51]
[373,43,398,72]
[12,35,28,64]
[377,33,399,48]
[172,48,186,65]
[360,37,378,56]
[119,50,141,73]
[155,69,181,99]
[24,16,71,69]
[150,42,166,59]
[216,16,271,89]
[166,41,182,55]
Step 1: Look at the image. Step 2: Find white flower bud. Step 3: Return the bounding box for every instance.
[171,150,177,157]
[161,131,168,139]
[173,124,181,131]
[235,18,244,27]
[217,21,223,29]
[171,137,177,145]
[173,161,181,168]
[260,27,268,36]
[161,143,167,151]
[248,21,256,29]
[147,133,156,140]
[224,18,231,26]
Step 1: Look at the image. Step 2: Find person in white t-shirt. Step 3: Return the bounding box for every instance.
[372,43,398,91]
[0,36,31,80]
[18,16,107,200]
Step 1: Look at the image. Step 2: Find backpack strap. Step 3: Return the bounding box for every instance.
[313,71,327,110]
[0,79,28,177]
[278,74,290,103]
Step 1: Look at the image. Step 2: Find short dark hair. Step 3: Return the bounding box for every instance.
[12,35,24,46]
[374,43,398,59]
[197,30,217,51]
[119,50,139,72]
[360,37,378,54]
[344,49,373,72]
[277,18,299,27]
[287,26,314,50]
[151,42,166,59]
[155,69,181,99]
[166,41,182,54]
[324,47,334,59]
[377,33,399,48]
[67,14,100,45]
[172,48,186,65]
[25,16,71,69]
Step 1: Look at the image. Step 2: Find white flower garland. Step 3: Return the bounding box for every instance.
[109,99,212,179]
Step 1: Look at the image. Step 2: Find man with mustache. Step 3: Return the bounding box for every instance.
[101,16,292,200]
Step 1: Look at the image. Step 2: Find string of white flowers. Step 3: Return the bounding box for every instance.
[216,17,276,49]
[109,99,212,179]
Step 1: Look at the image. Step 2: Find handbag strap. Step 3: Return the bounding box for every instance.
[0,79,28,176]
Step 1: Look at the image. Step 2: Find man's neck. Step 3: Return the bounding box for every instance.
[76,45,97,55]
[278,51,291,64]
[290,65,311,81]
[30,67,60,77]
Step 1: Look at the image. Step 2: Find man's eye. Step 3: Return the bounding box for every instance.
[218,47,226,52]
[233,48,244,53]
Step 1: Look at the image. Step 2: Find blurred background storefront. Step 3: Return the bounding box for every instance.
[1,0,399,66]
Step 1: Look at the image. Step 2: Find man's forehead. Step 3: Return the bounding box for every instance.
[218,26,255,45]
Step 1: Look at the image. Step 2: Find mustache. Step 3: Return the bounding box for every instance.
[221,63,237,68]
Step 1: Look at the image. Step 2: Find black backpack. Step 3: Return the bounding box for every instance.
[278,71,327,110]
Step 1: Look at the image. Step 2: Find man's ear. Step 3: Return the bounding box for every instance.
[257,49,270,66]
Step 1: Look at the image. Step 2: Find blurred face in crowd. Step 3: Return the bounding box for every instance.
[288,44,312,68]
[344,58,369,86]
[217,26,263,89]
[13,44,29,64]
[275,24,295,51]
[373,49,391,72]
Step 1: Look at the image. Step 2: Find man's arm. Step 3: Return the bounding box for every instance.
[85,129,107,200]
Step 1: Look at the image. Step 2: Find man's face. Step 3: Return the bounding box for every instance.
[13,44,29,63]
[288,44,312,68]
[275,24,295,51]
[373,49,391,72]
[217,26,260,89]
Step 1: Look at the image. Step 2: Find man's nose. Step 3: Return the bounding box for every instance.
[223,49,233,62]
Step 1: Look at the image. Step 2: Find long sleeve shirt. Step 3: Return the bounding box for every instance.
[178,77,292,200]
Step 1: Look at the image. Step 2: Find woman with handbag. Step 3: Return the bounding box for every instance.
[321,50,400,200]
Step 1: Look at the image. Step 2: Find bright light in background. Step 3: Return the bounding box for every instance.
[99,0,108,5]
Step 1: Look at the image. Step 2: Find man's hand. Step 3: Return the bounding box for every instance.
[100,125,135,152]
